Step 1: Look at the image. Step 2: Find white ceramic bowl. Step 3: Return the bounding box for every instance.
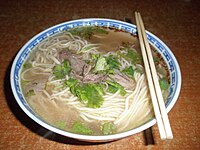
[10,18,181,142]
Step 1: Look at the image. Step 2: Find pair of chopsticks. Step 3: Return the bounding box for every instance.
[135,12,173,140]
[125,17,154,145]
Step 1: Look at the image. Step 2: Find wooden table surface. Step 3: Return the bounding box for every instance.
[0,0,200,149]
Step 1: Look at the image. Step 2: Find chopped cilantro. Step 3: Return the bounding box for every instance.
[92,84,105,96]
[122,66,135,79]
[66,78,78,87]
[106,55,120,70]
[153,57,160,63]
[118,46,142,65]
[53,60,71,79]
[106,80,126,96]
[94,56,109,71]
[23,63,32,69]
[55,121,66,130]
[159,77,169,90]
[101,122,116,135]
[26,90,35,97]
[71,121,93,135]
[91,53,100,61]
[74,83,104,108]
[66,79,104,108]
[94,55,120,73]
[65,78,79,94]
[126,49,141,64]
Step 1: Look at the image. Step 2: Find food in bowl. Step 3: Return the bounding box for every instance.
[11,19,181,141]
[20,26,170,135]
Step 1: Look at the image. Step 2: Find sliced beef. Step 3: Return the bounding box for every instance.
[82,64,92,76]
[71,71,107,84]
[110,70,136,90]
[59,50,106,84]
[82,74,107,83]
[59,50,71,59]
[59,50,86,75]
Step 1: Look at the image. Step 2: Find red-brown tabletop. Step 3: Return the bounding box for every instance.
[0,0,200,149]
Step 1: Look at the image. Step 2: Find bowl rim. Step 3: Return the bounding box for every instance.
[10,18,182,141]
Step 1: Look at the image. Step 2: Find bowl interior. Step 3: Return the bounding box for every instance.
[10,18,181,141]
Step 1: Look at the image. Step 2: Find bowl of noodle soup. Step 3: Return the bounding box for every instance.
[10,18,181,142]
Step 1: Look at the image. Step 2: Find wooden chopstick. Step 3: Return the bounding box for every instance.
[135,12,173,140]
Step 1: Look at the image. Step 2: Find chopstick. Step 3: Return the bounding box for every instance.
[135,12,173,140]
